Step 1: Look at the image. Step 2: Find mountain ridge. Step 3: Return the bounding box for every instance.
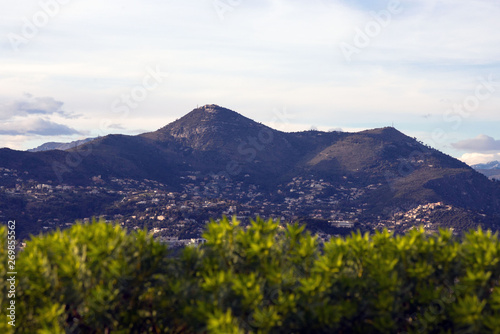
[27,138,96,152]
[472,160,500,180]
[1,104,499,232]
[473,161,500,170]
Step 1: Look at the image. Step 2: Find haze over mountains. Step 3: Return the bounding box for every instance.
[27,138,96,152]
[474,161,500,169]
[472,161,500,180]
[1,105,499,236]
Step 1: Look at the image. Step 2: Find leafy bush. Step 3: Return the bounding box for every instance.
[2,217,500,333]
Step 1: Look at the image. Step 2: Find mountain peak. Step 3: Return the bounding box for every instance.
[360,126,410,141]
[142,105,271,150]
[189,104,247,121]
[186,104,244,121]
[200,104,223,113]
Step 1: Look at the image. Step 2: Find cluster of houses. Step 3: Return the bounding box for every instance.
[1,167,466,241]
[374,202,455,233]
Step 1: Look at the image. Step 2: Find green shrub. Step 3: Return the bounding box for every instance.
[14,220,170,333]
[2,217,500,333]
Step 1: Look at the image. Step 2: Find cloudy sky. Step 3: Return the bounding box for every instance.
[1,0,499,165]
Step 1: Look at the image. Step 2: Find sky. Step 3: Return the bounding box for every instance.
[1,0,499,165]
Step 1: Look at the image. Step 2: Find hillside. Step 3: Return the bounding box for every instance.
[0,104,499,236]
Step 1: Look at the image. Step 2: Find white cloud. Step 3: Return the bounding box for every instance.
[107,123,125,130]
[0,117,80,136]
[0,93,78,120]
[452,135,500,153]
[460,152,500,166]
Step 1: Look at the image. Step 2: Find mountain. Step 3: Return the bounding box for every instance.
[27,138,96,152]
[473,161,500,169]
[139,104,297,185]
[1,104,499,236]
[472,161,500,180]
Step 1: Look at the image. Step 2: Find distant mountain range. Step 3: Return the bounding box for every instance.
[472,161,500,170]
[472,161,500,180]
[27,138,96,152]
[1,104,499,232]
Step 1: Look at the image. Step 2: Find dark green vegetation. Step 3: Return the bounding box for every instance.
[2,217,500,333]
[0,191,120,239]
